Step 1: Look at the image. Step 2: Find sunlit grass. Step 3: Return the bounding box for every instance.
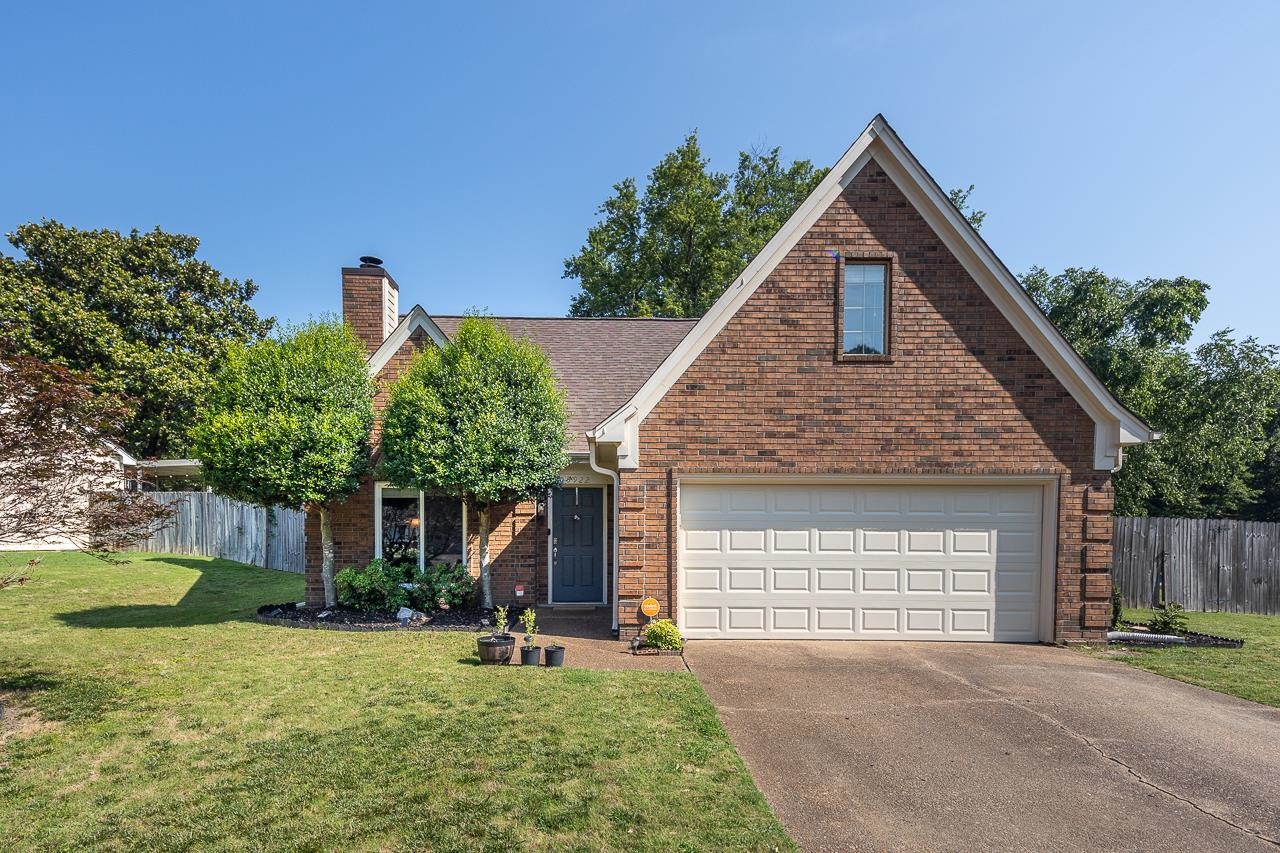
[1083,608,1280,708]
[0,552,792,852]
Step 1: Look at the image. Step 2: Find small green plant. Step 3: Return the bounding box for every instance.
[492,604,510,637]
[1111,582,1125,630]
[1149,603,1190,636]
[334,559,409,613]
[644,619,683,650]
[519,607,538,648]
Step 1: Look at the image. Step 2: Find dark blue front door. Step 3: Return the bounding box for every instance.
[551,486,604,603]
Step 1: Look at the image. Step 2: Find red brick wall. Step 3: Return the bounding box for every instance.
[342,267,398,353]
[464,487,613,608]
[617,158,1114,641]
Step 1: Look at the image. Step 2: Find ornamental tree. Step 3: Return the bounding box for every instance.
[191,320,374,606]
[381,316,568,609]
[0,352,174,588]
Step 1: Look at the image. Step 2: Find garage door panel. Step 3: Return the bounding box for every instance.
[771,568,811,592]
[860,608,900,632]
[680,483,1044,642]
[861,530,901,553]
[773,529,810,552]
[860,568,899,592]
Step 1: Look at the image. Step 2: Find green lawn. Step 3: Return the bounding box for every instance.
[0,552,793,852]
[1089,608,1280,708]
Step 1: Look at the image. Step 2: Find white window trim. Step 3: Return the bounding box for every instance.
[374,482,468,572]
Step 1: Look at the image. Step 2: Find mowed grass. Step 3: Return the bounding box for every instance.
[1089,608,1280,708]
[0,552,793,852]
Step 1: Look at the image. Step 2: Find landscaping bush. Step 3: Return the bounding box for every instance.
[1111,582,1125,630]
[335,559,409,613]
[644,618,684,650]
[1149,603,1190,636]
[410,562,477,611]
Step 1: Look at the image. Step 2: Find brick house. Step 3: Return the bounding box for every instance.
[305,115,1154,643]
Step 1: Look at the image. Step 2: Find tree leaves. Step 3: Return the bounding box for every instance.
[190,319,375,509]
[1021,266,1280,518]
[381,316,569,509]
[0,220,273,457]
[564,133,827,318]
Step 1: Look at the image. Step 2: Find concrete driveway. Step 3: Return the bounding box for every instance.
[685,641,1280,853]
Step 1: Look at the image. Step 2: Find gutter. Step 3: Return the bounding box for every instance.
[586,437,621,636]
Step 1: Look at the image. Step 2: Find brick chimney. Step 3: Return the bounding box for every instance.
[341,256,399,353]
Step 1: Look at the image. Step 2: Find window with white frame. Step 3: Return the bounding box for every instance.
[841,262,889,356]
[375,484,464,571]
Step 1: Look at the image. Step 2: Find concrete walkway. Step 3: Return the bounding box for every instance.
[532,610,687,672]
[686,641,1280,853]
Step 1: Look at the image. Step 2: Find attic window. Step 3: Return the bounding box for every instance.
[840,262,889,357]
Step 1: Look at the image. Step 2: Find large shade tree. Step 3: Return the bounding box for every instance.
[381,316,568,609]
[1021,266,1280,518]
[191,320,374,606]
[0,220,273,457]
[564,133,827,318]
[0,352,173,589]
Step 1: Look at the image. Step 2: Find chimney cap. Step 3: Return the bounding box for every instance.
[358,255,384,268]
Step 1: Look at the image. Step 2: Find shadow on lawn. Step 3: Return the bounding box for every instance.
[55,557,299,629]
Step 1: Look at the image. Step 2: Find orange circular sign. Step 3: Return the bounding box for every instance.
[640,597,661,618]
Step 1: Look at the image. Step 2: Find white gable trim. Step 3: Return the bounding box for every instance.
[590,115,1155,472]
[366,305,449,376]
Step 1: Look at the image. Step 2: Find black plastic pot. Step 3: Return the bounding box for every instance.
[544,645,565,667]
[477,634,515,665]
[520,645,542,666]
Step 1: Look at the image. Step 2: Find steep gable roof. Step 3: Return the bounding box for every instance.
[590,115,1156,471]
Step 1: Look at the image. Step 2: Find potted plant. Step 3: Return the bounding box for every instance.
[477,605,515,664]
[544,641,565,668]
[518,607,541,666]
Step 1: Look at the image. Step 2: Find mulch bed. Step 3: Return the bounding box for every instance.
[256,602,503,633]
[1112,624,1244,649]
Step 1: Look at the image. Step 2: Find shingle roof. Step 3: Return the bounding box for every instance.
[430,316,697,452]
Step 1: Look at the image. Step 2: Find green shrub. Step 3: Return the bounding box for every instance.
[644,619,683,650]
[409,562,477,611]
[1111,582,1125,629]
[1149,603,1190,636]
[335,559,409,613]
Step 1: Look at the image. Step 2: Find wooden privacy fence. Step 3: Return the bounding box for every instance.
[1113,516,1280,615]
[134,491,306,573]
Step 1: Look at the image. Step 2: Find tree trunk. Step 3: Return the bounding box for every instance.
[479,506,493,609]
[319,503,336,608]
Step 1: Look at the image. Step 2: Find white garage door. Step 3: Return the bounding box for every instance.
[679,483,1045,642]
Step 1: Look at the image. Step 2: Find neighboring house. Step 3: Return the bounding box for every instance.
[0,441,135,552]
[306,115,1154,643]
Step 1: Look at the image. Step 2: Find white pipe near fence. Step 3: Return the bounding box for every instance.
[134,491,305,573]
[1112,516,1280,615]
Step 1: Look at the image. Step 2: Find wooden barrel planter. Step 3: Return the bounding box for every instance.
[477,634,515,664]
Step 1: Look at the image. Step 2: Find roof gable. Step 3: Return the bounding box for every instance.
[590,115,1155,471]
[368,310,696,454]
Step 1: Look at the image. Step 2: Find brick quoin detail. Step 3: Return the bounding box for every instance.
[620,159,1113,642]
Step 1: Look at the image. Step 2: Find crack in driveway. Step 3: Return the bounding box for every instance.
[908,649,1280,848]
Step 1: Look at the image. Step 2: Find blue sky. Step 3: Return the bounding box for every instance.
[3,1,1276,345]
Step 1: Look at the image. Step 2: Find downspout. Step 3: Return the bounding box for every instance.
[587,438,621,636]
